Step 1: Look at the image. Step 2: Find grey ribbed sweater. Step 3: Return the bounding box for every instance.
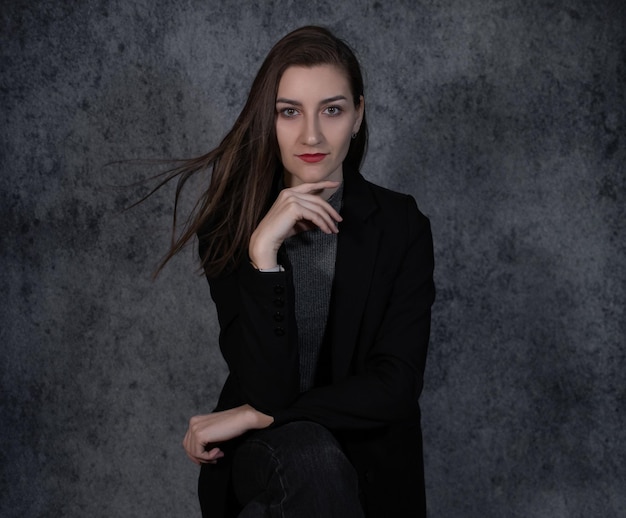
[285,183,343,392]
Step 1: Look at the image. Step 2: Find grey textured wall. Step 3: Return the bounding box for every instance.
[1,1,624,517]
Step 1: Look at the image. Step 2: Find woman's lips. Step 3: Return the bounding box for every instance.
[297,153,327,163]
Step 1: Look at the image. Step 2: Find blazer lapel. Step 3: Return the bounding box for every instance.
[328,170,381,380]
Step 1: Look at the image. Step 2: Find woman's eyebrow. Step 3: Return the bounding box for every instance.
[275,95,348,105]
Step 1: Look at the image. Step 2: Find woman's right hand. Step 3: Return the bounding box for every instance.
[248,181,343,269]
[183,404,274,465]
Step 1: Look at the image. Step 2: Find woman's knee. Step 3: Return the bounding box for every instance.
[234,421,357,488]
[276,422,353,478]
[233,422,363,516]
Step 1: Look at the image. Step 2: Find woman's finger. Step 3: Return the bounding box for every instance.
[276,190,343,230]
[289,180,341,195]
[288,191,343,223]
[283,196,341,234]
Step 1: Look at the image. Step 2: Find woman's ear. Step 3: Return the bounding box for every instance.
[353,95,364,133]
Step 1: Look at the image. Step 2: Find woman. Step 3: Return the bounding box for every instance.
[160,26,435,517]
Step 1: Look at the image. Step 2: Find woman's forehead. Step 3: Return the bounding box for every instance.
[277,65,351,99]
[278,65,350,92]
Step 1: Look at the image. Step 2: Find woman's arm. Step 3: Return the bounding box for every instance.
[209,181,343,413]
[271,200,435,429]
[183,182,344,462]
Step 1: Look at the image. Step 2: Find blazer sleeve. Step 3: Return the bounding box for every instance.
[206,256,301,414]
[271,196,435,430]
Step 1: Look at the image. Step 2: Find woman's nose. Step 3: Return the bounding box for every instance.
[301,116,322,145]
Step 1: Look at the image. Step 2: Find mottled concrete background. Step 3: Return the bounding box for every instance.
[1,1,624,517]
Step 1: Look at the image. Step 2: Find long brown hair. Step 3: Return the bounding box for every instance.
[155,26,369,278]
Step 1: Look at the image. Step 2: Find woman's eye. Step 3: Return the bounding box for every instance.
[324,106,343,116]
[279,108,298,118]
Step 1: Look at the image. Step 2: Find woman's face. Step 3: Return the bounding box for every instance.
[275,65,363,192]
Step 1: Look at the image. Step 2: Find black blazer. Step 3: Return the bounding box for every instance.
[198,168,435,517]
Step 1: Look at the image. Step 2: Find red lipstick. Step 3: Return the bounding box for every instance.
[298,153,327,163]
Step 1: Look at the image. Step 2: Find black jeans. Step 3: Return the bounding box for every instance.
[231,421,364,518]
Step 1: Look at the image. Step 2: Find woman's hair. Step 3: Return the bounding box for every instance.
[154,25,368,278]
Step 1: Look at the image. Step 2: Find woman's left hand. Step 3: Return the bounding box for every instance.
[183,404,274,465]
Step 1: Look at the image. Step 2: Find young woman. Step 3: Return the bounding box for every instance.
[161,26,435,517]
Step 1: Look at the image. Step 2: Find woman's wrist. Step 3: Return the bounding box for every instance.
[249,256,280,270]
[254,264,284,272]
[241,404,274,429]
[249,235,279,270]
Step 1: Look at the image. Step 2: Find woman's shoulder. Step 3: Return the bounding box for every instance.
[353,172,429,224]
[365,178,415,203]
